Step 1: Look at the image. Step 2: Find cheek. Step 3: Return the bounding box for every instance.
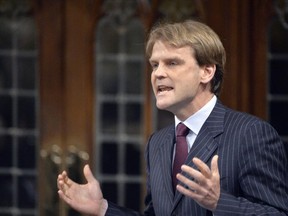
[150,73,154,82]
[150,74,156,92]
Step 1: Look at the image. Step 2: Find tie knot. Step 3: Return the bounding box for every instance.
[176,123,189,137]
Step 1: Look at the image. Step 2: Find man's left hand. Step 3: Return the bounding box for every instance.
[176,155,220,211]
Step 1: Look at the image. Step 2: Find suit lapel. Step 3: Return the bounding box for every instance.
[172,101,225,209]
[158,125,175,204]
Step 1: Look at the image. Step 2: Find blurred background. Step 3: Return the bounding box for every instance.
[0,0,287,215]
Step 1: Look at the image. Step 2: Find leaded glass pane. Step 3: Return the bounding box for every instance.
[16,17,36,50]
[124,143,141,175]
[125,183,141,210]
[101,182,118,204]
[125,19,145,54]
[17,56,36,90]
[269,19,288,53]
[100,102,118,134]
[269,101,288,136]
[97,18,120,54]
[269,59,288,94]
[17,135,36,169]
[97,59,119,94]
[125,103,142,134]
[0,174,13,207]
[0,18,13,49]
[100,142,118,174]
[124,61,144,95]
[0,135,13,168]
[0,56,12,89]
[17,175,36,208]
[0,95,12,128]
[17,96,36,129]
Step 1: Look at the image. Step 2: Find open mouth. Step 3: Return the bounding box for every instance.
[157,85,173,93]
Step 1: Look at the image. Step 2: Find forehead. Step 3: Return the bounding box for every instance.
[149,40,194,60]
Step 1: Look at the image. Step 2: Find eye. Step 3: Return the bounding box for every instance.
[167,60,178,66]
[150,62,158,71]
[170,61,177,65]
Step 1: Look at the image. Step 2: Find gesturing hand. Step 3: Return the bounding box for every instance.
[57,164,108,216]
[176,155,220,211]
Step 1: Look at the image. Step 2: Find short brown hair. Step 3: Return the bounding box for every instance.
[146,20,226,96]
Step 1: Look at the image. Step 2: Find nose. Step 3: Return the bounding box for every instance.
[153,64,166,78]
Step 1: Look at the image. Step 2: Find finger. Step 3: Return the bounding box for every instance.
[180,165,207,187]
[177,173,202,193]
[176,183,202,200]
[211,155,219,176]
[57,175,64,189]
[83,164,96,183]
[57,172,68,189]
[192,157,211,178]
[58,190,72,202]
[62,171,74,188]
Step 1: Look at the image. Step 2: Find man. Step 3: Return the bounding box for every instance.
[57,20,288,215]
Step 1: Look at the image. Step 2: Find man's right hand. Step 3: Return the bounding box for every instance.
[57,164,108,216]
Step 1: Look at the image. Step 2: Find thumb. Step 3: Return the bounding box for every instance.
[83,164,96,183]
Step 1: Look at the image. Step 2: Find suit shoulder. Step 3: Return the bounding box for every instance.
[220,104,276,132]
[149,124,174,140]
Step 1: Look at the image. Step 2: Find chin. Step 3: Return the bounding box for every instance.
[156,102,172,112]
[156,103,167,110]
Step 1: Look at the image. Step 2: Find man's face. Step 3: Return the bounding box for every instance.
[149,40,212,119]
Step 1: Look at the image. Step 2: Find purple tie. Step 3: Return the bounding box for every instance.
[172,123,189,191]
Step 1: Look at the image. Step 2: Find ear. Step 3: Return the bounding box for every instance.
[200,64,216,84]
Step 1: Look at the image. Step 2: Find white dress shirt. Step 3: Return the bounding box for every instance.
[174,95,217,153]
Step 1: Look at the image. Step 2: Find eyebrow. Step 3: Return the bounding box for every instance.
[149,56,184,63]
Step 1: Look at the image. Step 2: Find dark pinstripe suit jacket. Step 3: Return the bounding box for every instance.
[106,101,288,215]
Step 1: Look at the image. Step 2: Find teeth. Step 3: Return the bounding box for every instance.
[158,86,172,92]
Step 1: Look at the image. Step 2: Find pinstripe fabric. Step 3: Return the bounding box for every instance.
[106,101,288,216]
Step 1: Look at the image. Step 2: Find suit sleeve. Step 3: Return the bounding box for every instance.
[215,120,288,215]
[105,201,142,216]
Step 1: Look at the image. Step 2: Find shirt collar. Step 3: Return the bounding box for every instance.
[175,95,217,135]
